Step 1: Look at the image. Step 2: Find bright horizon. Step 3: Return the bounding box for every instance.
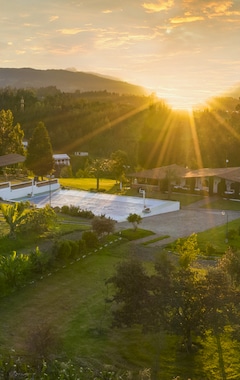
[1,1,240,111]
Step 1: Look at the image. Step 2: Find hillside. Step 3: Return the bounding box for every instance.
[0,68,148,96]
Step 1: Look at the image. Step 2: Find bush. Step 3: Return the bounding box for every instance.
[29,247,53,274]
[61,205,70,214]
[52,239,87,262]
[82,231,99,249]
[60,205,94,219]
[91,215,115,237]
[19,205,56,234]
[205,242,217,256]
[52,240,72,262]
[78,239,87,254]
[69,240,79,259]
[25,323,59,362]
[0,251,30,288]
[227,228,238,240]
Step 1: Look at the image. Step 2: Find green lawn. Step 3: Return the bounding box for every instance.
[59,177,118,192]
[0,213,91,255]
[0,242,240,378]
[202,197,240,211]
[196,218,240,254]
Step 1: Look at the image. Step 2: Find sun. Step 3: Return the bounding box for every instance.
[155,88,206,112]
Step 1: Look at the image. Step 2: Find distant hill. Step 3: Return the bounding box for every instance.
[0,68,148,96]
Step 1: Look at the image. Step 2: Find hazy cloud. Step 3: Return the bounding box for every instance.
[49,15,59,22]
[1,0,240,109]
[142,0,174,13]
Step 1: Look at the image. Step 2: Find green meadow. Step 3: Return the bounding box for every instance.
[0,238,240,379]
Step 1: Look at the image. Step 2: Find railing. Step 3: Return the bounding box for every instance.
[0,179,60,201]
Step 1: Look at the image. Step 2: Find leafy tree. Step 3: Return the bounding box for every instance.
[107,259,149,327]
[203,268,240,334]
[148,257,206,352]
[59,165,73,178]
[170,268,206,352]
[147,252,176,332]
[110,150,129,186]
[218,248,240,286]
[127,213,142,231]
[25,121,54,179]
[87,158,110,190]
[0,201,29,239]
[91,215,115,238]
[108,253,240,357]
[176,233,200,268]
[0,109,25,156]
[202,267,240,380]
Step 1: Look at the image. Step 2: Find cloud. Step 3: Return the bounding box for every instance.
[16,50,26,55]
[182,0,237,17]
[142,0,174,13]
[170,15,204,24]
[203,1,233,14]
[102,9,112,14]
[49,15,59,22]
[57,28,88,35]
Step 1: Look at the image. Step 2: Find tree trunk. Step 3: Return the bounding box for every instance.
[185,328,193,353]
[216,333,227,380]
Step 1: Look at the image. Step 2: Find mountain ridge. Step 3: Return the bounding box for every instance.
[0,67,148,96]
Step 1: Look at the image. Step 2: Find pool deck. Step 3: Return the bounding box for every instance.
[17,188,180,222]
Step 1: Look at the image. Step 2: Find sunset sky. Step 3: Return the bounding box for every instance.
[1,0,240,110]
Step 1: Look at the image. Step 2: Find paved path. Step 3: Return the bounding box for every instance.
[116,197,240,247]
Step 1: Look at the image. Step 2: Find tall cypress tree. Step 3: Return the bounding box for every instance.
[25,122,54,179]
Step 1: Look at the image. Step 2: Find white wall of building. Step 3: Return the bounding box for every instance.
[0,179,60,201]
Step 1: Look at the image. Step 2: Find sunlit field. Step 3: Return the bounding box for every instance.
[59,177,118,192]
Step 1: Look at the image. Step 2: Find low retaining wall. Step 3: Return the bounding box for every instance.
[0,179,60,201]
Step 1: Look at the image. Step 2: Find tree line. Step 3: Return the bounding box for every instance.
[1,88,240,172]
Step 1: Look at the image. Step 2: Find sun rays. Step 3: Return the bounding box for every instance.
[60,98,153,154]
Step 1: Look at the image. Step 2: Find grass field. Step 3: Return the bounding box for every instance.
[0,241,240,378]
[59,177,118,193]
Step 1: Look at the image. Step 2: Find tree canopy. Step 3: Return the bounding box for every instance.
[0,109,25,156]
[25,121,54,178]
[1,88,240,170]
[108,252,240,353]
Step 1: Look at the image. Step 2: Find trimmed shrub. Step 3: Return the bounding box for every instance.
[52,240,72,262]
[69,240,79,259]
[82,231,99,249]
[78,239,87,254]
[60,204,94,219]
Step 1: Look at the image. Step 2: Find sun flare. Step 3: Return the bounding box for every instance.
[155,88,207,112]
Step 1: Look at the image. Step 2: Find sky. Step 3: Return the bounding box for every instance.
[1,0,240,110]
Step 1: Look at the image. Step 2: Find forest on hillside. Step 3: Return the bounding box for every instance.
[0,87,240,171]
